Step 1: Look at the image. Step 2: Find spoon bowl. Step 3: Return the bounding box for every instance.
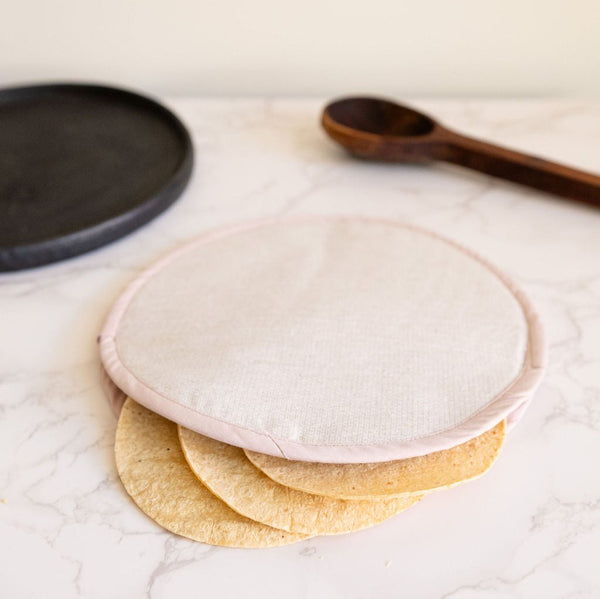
[325,97,436,137]
[322,97,442,163]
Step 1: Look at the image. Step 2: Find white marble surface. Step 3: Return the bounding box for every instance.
[1,98,600,598]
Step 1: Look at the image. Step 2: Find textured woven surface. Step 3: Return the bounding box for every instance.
[100,217,545,461]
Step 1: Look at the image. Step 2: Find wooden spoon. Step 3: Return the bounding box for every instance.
[322,97,600,205]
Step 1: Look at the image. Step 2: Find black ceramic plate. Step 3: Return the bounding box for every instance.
[0,83,193,271]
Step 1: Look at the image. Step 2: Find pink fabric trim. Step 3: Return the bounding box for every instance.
[100,364,127,417]
[99,215,547,463]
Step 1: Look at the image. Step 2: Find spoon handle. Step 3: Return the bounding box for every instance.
[437,129,600,206]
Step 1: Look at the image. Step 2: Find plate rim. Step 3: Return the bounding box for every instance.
[0,81,194,271]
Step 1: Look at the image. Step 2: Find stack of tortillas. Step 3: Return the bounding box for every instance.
[101,217,547,548]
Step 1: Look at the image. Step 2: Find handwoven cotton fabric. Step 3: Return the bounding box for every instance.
[100,217,546,463]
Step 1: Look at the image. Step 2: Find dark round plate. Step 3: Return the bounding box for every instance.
[0,83,193,271]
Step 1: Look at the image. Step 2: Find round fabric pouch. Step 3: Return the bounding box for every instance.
[99,216,546,463]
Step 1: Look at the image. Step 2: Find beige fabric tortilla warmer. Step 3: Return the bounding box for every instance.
[99,216,546,463]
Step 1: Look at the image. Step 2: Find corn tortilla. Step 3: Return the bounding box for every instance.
[115,398,308,547]
[245,421,506,500]
[178,426,423,535]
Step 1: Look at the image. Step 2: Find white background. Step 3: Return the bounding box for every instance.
[1,0,598,97]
